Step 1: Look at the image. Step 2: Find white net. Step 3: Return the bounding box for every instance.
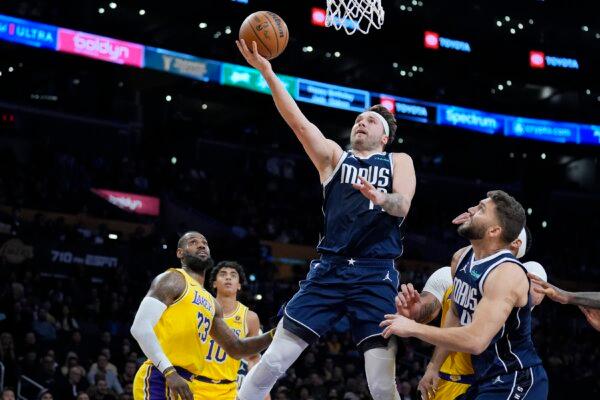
[325,0,385,35]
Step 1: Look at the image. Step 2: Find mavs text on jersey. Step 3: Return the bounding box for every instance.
[284,151,403,351]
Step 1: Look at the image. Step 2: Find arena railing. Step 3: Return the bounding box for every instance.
[16,375,45,400]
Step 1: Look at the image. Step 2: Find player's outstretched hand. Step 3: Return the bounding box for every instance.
[528,274,571,304]
[380,314,417,338]
[396,283,422,319]
[164,368,194,400]
[579,306,600,332]
[417,365,440,400]
[236,39,271,73]
[353,176,386,206]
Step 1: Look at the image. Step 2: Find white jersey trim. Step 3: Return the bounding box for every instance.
[495,324,509,373]
[522,367,535,399]
[506,333,524,369]
[283,308,320,338]
[506,371,518,399]
[472,249,513,266]
[321,151,348,186]
[478,257,523,294]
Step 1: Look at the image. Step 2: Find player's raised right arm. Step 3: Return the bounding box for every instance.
[236,39,342,180]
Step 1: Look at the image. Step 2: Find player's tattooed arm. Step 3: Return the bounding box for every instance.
[380,193,411,217]
[147,270,186,306]
[210,301,273,360]
[528,274,600,308]
[353,153,415,217]
[388,153,416,217]
[415,295,442,324]
[569,292,600,308]
[396,284,442,324]
[382,263,527,354]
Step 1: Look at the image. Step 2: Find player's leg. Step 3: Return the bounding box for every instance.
[237,320,308,400]
[347,262,401,400]
[238,259,346,400]
[363,337,401,400]
[462,365,548,400]
[133,363,168,400]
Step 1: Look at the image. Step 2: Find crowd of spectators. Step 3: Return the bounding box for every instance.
[0,126,599,399]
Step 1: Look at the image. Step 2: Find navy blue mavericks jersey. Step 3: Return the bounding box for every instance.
[316,151,403,259]
[452,248,542,382]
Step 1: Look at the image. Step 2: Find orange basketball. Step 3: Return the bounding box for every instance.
[239,11,289,60]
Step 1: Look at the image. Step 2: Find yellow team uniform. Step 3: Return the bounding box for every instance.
[194,302,250,400]
[432,286,475,400]
[133,268,216,400]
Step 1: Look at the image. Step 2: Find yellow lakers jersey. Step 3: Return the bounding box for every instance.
[440,285,474,376]
[200,302,249,382]
[144,268,216,375]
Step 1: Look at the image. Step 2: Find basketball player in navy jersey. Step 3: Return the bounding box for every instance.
[381,191,548,399]
[236,39,416,400]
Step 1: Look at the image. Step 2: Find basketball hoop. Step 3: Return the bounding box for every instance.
[326,0,384,35]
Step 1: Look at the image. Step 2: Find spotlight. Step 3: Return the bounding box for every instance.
[108,233,118,240]
[109,2,117,9]
[171,157,177,165]
[165,95,172,102]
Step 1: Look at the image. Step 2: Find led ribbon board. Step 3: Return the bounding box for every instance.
[0,14,598,146]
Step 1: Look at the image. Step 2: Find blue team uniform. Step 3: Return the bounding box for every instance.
[284,151,403,350]
[453,248,548,400]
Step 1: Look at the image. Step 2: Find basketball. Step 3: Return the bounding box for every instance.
[239,11,289,60]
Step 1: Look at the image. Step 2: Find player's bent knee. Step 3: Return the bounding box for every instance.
[366,377,398,400]
[249,350,287,389]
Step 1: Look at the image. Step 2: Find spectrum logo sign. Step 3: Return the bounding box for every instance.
[529,50,579,70]
[58,29,144,67]
[424,31,471,53]
[0,15,57,49]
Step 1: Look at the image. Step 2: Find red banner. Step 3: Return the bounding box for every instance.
[91,189,160,216]
[57,29,144,67]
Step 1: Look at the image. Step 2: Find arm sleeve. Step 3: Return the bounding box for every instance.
[422,266,453,303]
[130,296,172,373]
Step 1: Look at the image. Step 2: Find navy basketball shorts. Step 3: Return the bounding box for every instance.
[283,255,400,350]
[457,365,548,400]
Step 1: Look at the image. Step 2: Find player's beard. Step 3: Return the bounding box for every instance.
[182,253,214,274]
[457,220,487,240]
[351,135,378,152]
